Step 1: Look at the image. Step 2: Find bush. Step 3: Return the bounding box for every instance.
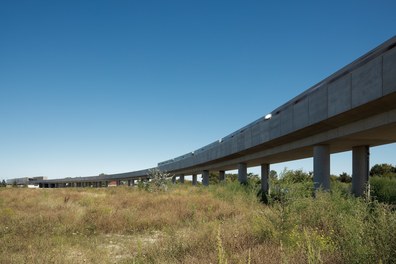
[338,172,352,183]
[279,168,312,183]
[370,176,396,204]
[370,163,396,176]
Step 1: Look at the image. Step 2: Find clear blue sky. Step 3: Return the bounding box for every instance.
[1,0,395,180]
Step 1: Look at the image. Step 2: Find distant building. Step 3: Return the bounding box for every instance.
[107,180,118,187]
[6,176,47,187]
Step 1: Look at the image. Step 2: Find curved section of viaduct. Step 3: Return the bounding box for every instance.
[34,36,396,197]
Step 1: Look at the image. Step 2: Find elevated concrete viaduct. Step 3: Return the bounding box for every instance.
[33,36,396,197]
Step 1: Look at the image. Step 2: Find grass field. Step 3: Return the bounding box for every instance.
[1,181,395,263]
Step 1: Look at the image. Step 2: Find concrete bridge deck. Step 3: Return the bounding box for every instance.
[32,36,396,196]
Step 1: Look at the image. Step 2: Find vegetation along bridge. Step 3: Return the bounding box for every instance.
[34,36,396,197]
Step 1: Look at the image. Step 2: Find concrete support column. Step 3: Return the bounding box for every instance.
[128,180,131,186]
[179,174,185,184]
[219,170,225,182]
[352,146,370,197]
[172,176,176,184]
[131,179,135,186]
[238,163,247,184]
[261,163,270,195]
[105,181,108,187]
[192,174,197,185]
[202,170,209,186]
[313,145,331,191]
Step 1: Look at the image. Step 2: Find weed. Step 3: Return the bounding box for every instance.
[0,178,395,263]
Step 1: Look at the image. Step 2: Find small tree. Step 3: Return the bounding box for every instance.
[280,168,312,183]
[209,172,219,185]
[147,168,172,192]
[225,173,238,182]
[269,170,278,180]
[0,180,6,187]
[338,172,352,183]
[370,163,396,176]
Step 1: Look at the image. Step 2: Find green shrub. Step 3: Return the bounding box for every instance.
[370,176,396,204]
[370,163,396,176]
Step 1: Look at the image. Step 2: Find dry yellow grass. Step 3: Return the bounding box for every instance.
[1,182,395,263]
[0,185,273,263]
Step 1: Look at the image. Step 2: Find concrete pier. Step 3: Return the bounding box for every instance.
[313,145,330,191]
[352,146,370,196]
[202,170,209,186]
[261,163,270,195]
[192,174,197,185]
[238,163,247,184]
[179,174,185,183]
[172,176,176,184]
[219,170,225,182]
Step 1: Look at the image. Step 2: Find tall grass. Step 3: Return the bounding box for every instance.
[1,180,395,263]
